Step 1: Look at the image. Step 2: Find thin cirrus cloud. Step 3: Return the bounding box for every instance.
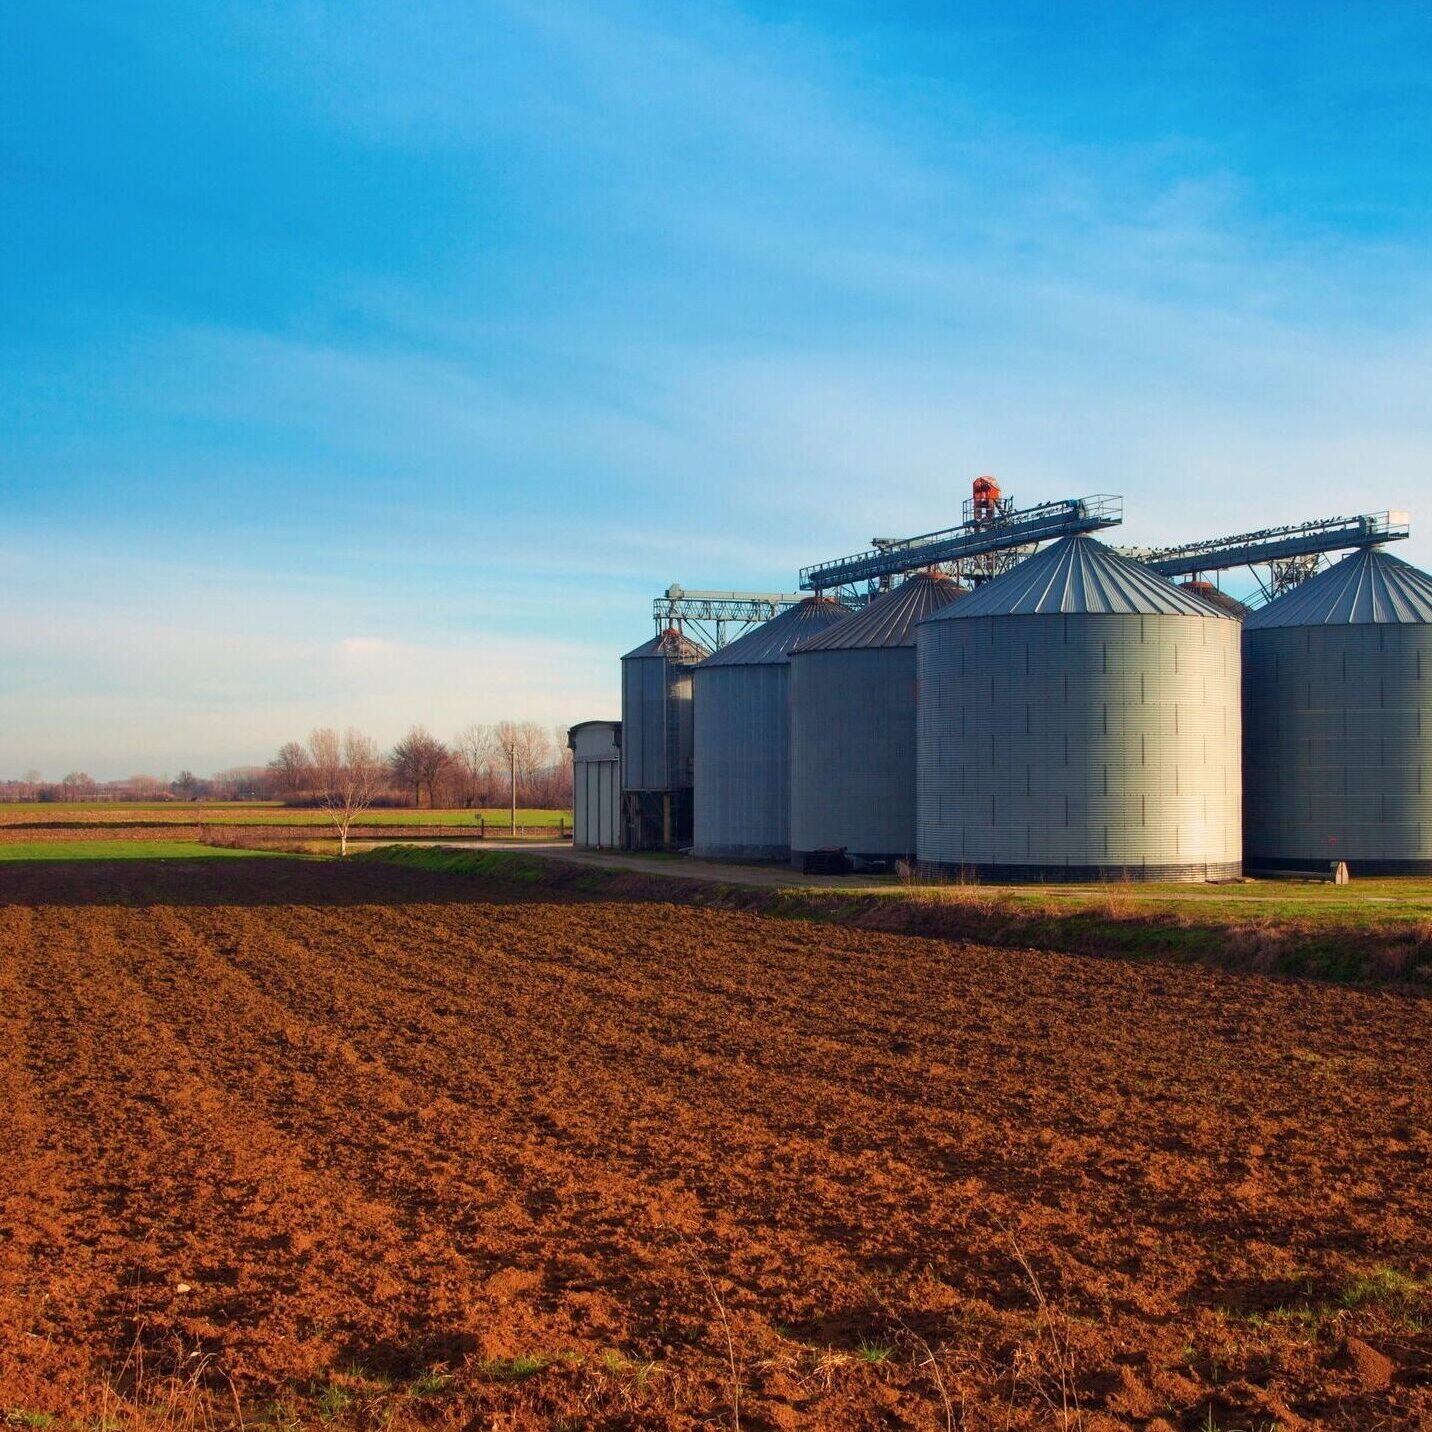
[3,0,1432,774]
[0,557,612,775]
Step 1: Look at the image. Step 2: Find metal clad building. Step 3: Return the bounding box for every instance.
[693,596,850,859]
[789,573,964,865]
[917,536,1243,881]
[1243,547,1432,874]
[568,720,621,849]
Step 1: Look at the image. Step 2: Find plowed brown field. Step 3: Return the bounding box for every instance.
[1,859,1428,1431]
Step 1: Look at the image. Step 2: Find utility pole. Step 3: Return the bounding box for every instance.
[509,746,517,835]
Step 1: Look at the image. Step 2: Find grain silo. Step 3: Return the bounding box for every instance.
[1243,546,1432,874]
[917,535,1242,881]
[789,573,964,868]
[620,628,708,849]
[692,596,850,860]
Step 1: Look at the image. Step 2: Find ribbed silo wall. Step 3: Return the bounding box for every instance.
[574,757,621,849]
[1244,624,1432,873]
[670,664,696,787]
[917,612,1242,881]
[789,647,917,863]
[621,657,695,791]
[692,664,790,860]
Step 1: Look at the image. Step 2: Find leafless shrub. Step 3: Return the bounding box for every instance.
[308,727,384,856]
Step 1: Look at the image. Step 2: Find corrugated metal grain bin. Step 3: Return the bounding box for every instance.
[692,597,850,860]
[1243,547,1432,874]
[568,720,621,849]
[620,627,708,850]
[620,628,708,792]
[916,535,1242,881]
[789,573,964,866]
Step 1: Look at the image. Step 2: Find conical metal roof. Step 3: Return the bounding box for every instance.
[696,596,850,667]
[923,535,1234,621]
[621,628,710,663]
[793,573,966,652]
[1244,547,1432,628]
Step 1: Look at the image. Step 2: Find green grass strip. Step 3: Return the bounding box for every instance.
[0,840,287,862]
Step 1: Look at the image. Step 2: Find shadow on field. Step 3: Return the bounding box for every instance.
[6,852,1431,991]
[0,857,564,909]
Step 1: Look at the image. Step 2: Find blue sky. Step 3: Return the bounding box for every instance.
[3,1,1431,776]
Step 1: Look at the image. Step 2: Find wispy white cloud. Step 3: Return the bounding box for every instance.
[6,0,1432,774]
[0,552,614,777]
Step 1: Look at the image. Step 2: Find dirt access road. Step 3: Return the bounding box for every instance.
[1,857,1428,1430]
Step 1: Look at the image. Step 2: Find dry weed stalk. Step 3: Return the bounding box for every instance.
[1098,868,1136,920]
[896,1320,959,1432]
[575,1354,674,1418]
[677,1231,742,1432]
[1005,1234,1083,1431]
[856,1276,962,1432]
[794,1346,854,1394]
[919,880,997,915]
[87,1327,241,1432]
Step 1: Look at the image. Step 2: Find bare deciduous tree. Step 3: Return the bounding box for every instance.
[208,766,268,800]
[388,726,451,808]
[551,723,574,807]
[268,741,313,801]
[453,723,498,808]
[493,721,561,821]
[493,722,520,830]
[308,727,384,855]
[172,770,207,801]
[60,771,95,800]
[518,722,555,782]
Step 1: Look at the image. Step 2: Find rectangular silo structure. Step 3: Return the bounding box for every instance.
[569,721,621,849]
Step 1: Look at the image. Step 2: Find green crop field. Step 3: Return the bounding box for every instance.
[0,803,570,827]
[0,801,274,811]
[0,840,286,861]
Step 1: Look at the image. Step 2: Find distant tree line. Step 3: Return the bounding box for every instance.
[266,722,573,810]
[0,769,270,802]
[1,722,576,811]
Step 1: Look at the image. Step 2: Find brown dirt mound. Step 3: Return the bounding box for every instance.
[1,857,1428,1429]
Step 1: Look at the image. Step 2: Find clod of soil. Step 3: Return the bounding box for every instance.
[1342,1336,1397,1392]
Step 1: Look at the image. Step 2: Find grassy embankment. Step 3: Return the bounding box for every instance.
[372,845,1432,984]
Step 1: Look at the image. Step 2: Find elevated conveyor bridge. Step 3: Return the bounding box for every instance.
[798,492,1123,601]
[654,586,804,649]
[1123,511,1410,600]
